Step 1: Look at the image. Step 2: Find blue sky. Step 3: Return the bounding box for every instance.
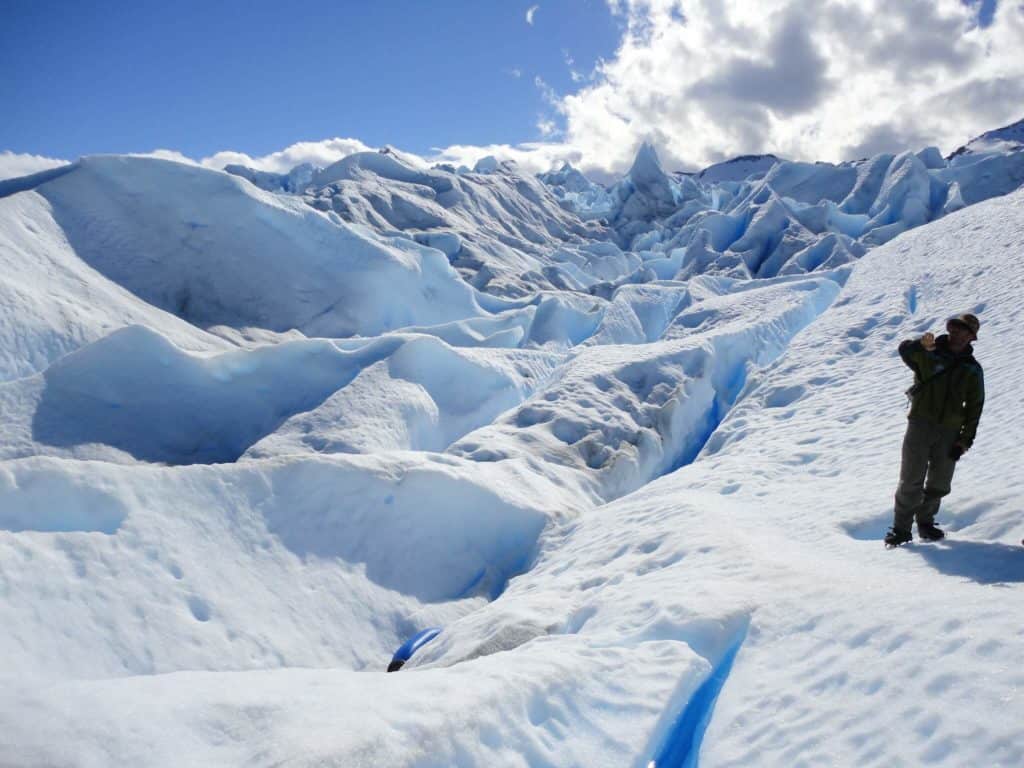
[1,0,620,160]
[2,0,1020,178]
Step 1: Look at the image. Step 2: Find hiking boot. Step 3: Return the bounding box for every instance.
[884,527,913,548]
[917,522,946,541]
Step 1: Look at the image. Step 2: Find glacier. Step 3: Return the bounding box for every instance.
[0,121,1023,767]
[219,123,1024,304]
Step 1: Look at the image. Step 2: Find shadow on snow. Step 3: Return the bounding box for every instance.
[910,539,1024,585]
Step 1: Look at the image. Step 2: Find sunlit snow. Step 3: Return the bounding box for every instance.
[1,127,1022,767]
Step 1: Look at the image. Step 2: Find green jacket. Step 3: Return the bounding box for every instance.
[899,334,984,447]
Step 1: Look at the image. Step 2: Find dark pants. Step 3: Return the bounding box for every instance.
[892,418,959,532]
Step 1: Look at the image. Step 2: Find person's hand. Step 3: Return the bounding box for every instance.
[921,332,936,351]
[949,441,967,461]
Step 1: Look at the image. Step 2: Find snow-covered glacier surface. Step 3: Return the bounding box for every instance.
[0,144,1023,768]
[229,127,1024,301]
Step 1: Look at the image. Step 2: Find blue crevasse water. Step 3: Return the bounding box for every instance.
[389,627,442,670]
[650,636,745,768]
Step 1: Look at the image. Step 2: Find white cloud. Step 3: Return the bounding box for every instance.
[0,151,68,182]
[159,136,585,183]
[6,2,1023,193]
[551,0,1024,174]
[526,4,540,25]
[129,149,200,166]
[18,0,1020,195]
[307,0,1018,182]
[428,140,590,177]
[537,117,559,137]
[200,137,374,173]
[533,75,561,107]
[563,49,585,83]
[195,135,588,181]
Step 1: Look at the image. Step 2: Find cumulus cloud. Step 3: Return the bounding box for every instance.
[549,0,1024,175]
[563,49,585,83]
[689,11,834,117]
[534,75,560,107]
[428,140,592,177]
[196,136,584,180]
[537,117,559,137]
[0,151,68,181]
[841,122,936,161]
[200,137,374,173]
[134,136,581,182]
[21,2,1019,190]
[526,4,539,25]
[129,149,200,165]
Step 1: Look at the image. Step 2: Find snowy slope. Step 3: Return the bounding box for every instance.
[10,156,494,342]
[0,136,1023,768]
[685,187,1024,768]
[538,136,1024,285]
[697,154,780,184]
[0,327,566,465]
[223,132,1024,302]
[537,162,617,221]
[232,149,618,297]
[950,116,1024,158]
[0,185,229,381]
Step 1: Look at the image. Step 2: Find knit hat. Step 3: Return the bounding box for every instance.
[947,313,980,340]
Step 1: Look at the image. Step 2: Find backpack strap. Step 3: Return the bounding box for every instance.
[905,359,960,403]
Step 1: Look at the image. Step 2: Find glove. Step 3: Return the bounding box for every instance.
[949,443,965,462]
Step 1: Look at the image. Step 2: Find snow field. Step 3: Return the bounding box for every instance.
[0,325,563,464]
[302,150,613,297]
[0,266,841,680]
[31,156,490,337]
[0,189,228,382]
[660,188,1024,766]
[0,450,572,681]
[404,188,1024,767]
[0,143,1022,767]
[245,338,563,458]
[450,274,840,504]
[538,138,1024,292]
[0,634,704,768]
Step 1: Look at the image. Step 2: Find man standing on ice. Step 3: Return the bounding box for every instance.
[885,313,984,547]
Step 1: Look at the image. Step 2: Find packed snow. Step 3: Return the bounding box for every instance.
[1,125,1023,767]
[949,116,1024,158]
[223,130,1024,300]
